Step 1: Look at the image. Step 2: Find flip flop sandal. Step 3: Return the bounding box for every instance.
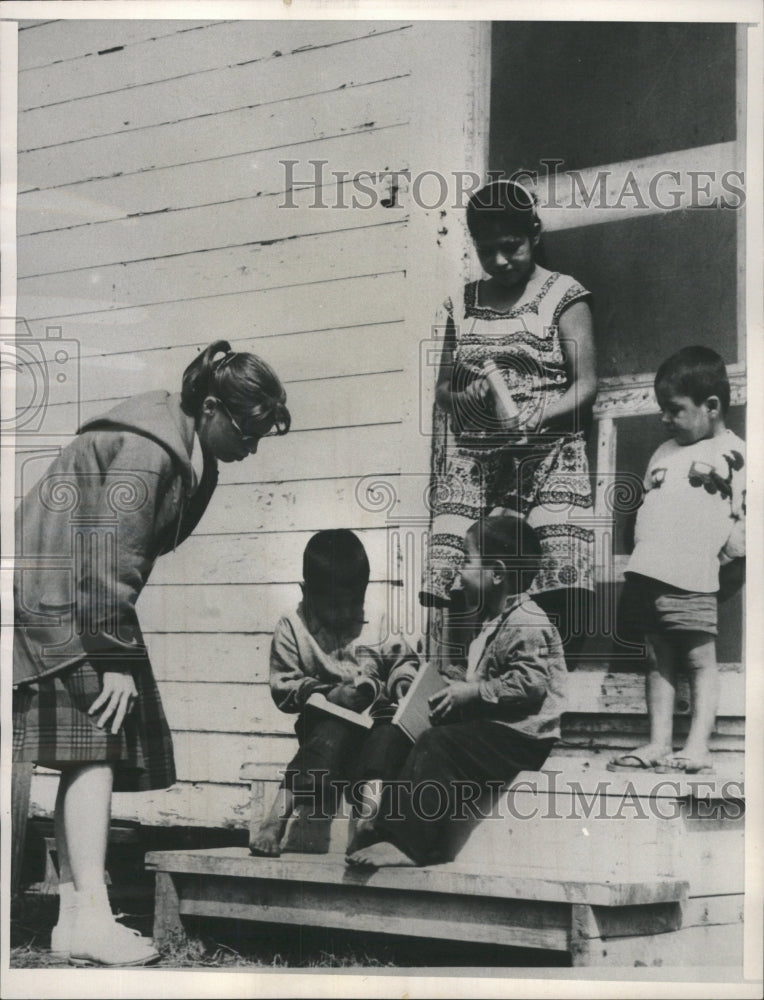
[607,751,665,772]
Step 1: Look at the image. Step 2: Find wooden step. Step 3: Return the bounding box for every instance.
[146,845,701,966]
[238,759,745,897]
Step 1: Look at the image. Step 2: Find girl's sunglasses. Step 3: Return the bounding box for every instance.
[214,398,278,446]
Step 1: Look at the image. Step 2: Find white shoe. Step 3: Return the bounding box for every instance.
[69,918,160,967]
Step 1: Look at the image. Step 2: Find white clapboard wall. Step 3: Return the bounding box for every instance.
[16,18,489,828]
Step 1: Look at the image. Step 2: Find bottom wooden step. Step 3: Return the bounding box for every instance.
[145,847,741,968]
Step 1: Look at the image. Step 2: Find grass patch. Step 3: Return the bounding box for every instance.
[10,890,568,969]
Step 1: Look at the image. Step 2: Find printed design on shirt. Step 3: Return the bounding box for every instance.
[464,274,560,320]
[687,449,744,502]
[648,449,744,509]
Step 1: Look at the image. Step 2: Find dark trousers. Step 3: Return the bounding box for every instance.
[374,722,554,865]
[285,712,412,815]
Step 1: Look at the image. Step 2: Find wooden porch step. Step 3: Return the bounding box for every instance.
[238,759,745,897]
[146,846,703,966]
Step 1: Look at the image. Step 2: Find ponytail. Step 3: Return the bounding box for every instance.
[181,340,231,416]
[181,340,291,435]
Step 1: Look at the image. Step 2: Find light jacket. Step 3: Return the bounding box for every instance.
[13,391,217,685]
[465,593,567,740]
[269,604,420,714]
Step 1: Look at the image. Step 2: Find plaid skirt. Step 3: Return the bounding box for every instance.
[13,656,176,792]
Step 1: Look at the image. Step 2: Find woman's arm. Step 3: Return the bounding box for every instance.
[434,312,489,424]
[78,433,179,733]
[531,300,597,432]
[79,433,177,669]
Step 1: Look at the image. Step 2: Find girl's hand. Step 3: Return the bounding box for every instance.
[428,679,480,724]
[89,671,138,735]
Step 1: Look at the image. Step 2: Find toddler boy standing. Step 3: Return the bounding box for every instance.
[611,346,745,775]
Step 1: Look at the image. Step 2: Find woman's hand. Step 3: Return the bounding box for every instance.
[89,671,138,735]
[428,678,480,724]
[453,375,493,431]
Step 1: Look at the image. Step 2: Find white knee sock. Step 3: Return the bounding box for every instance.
[55,881,76,925]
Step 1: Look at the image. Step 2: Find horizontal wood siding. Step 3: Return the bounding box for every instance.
[18,19,416,829]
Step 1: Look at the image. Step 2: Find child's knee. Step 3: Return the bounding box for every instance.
[681,632,717,670]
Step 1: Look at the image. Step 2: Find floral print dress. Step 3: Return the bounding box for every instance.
[422,271,596,607]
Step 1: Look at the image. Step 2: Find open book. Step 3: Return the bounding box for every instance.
[305,675,394,730]
[305,692,376,729]
[306,664,446,739]
[391,660,447,743]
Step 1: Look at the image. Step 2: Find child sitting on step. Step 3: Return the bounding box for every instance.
[347,515,566,868]
[610,347,745,775]
[249,530,419,856]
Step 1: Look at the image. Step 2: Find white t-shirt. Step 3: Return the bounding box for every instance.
[627,429,745,593]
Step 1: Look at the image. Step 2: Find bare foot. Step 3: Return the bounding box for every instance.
[249,824,283,857]
[346,818,380,856]
[654,744,714,774]
[346,840,418,868]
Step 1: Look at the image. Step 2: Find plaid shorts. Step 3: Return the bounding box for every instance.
[13,656,176,792]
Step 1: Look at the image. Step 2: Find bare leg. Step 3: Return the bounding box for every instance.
[610,633,675,768]
[249,784,294,857]
[672,632,718,769]
[346,779,383,854]
[644,633,678,756]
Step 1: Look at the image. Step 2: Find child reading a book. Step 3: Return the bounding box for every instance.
[609,346,745,775]
[347,515,567,868]
[249,530,419,856]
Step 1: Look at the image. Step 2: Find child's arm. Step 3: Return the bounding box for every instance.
[269,617,332,713]
[270,619,377,713]
[384,635,421,702]
[354,618,421,703]
[719,445,746,564]
[718,445,745,602]
[429,623,553,724]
